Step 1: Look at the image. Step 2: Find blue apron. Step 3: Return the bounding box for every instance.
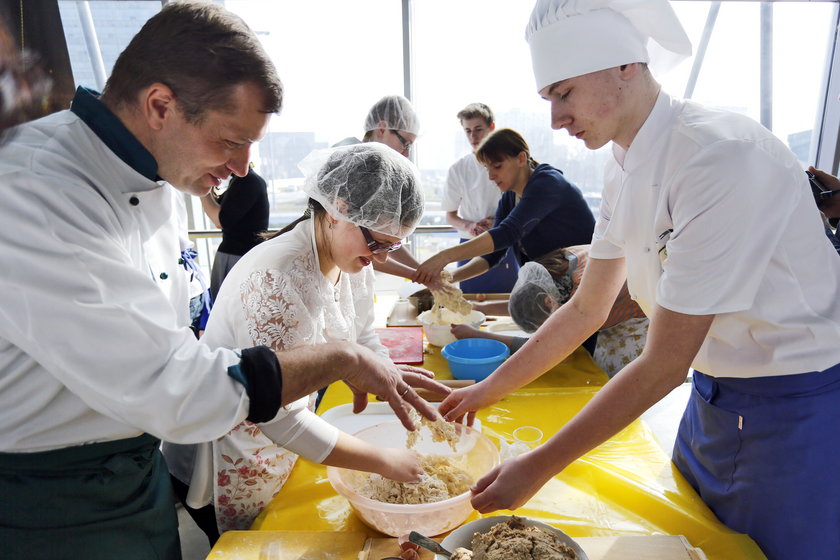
[458,241,519,294]
[0,433,180,560]
[673,366,840,560]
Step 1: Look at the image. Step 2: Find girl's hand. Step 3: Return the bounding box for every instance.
[469,451,553,513]
[450,323,481,340]
[379,448,423,482]
[438,382,503,426]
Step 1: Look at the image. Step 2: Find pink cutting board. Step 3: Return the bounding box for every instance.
[375,327,424,365]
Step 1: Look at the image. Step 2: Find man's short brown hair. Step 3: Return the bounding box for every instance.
[102,1,282,124]
[456,103,494,126]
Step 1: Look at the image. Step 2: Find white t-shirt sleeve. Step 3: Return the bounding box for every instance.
[441,161,465,213]
[258,400,339,463]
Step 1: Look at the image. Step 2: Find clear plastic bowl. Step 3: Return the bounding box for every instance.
[419,310,486,347]
[326,420,499,537]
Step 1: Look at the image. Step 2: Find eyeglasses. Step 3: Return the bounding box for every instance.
[391,129,413,152]
[359,226,402,254]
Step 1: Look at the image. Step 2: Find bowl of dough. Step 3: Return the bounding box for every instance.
[438,515,588,560]
[326,416,499,537]
[419,309,486,347]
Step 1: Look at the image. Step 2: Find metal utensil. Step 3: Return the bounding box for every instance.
[408,531,452,558]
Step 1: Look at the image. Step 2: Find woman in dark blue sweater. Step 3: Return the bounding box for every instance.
[415,128,594,292]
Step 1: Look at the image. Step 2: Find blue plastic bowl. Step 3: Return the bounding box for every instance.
[441,338,510,381]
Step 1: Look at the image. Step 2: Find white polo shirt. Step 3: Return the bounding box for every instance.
[442,152,502,237]
[591,91,840,378]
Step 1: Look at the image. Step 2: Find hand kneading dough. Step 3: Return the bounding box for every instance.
[356,455,472,504]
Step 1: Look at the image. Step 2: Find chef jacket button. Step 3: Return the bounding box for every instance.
[178,258,185,265]
[644,247,651,252]
[129,196,140,206]
[159,272,169,280]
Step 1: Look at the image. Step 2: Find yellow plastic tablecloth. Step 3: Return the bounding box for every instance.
[243,344,765,560]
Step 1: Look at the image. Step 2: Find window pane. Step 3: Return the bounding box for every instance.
[58,1,161,91]
[412,0,611,228]
[665,1,837,165]
[225,0,404,229]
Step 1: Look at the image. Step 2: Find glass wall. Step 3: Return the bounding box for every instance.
[57,1,840,277]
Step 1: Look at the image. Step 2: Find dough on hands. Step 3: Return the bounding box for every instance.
[406,408,458,452]
[428,270,472,323]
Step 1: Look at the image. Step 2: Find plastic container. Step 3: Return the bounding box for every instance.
[419,309,486,347]
[441,338,510,381]
[326,420,499,537]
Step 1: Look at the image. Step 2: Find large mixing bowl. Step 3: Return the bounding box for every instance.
[419,309,486,347]
[326,420,499,537]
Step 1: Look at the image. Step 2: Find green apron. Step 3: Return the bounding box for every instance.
[0,433,180,560]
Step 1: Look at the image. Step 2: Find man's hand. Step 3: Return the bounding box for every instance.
[344,348,451,430]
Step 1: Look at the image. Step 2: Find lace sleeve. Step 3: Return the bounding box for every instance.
[240,269,315,351]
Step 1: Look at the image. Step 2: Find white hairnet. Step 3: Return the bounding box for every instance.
[509,262,566,333]
[363,95,420,135]
[526,0,692,91]
[298,143,425,238]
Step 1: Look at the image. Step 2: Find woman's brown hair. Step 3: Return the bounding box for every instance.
[475,128,539,170]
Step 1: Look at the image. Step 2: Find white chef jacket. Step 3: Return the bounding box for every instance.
[442,152,502,237]
[176,218,388,529]
[0,100,249,452]
[591,91,840,378]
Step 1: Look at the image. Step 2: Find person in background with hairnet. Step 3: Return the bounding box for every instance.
[335,94,433,283]
[438,1,840,557]
[451,251,648,378]
[165,143,431,541]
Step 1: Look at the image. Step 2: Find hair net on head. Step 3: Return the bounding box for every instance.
[298,143,425,238]
[363,95,420,135]
[509,262,565,333]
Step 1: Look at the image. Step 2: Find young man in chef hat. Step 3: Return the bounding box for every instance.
[438,1,840,558]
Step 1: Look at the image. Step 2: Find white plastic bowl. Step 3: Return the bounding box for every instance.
[438,515,589,560]
[419,309,486,347]
[326,420,499,537]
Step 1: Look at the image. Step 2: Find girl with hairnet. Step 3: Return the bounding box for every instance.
[166,143,429,539]
[452,251,648,377]
[334,94,431,283]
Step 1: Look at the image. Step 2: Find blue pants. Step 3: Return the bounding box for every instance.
[673,367,840,560]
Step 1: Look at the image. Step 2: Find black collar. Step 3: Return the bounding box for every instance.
[69,86,158,181]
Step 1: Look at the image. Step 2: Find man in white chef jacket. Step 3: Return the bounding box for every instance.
[0,4,444,560]
[438,1,840,558]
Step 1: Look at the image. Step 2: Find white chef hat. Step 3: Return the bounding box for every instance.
[298,143,424,238]
[525,0,692,92]
[363,95,421,135]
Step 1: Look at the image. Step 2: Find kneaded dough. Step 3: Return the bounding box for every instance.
[451,547,474,560]
[467,516,578,560]
[406,408,458,452]
[356,455,472,504]
[428,270,473,323]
